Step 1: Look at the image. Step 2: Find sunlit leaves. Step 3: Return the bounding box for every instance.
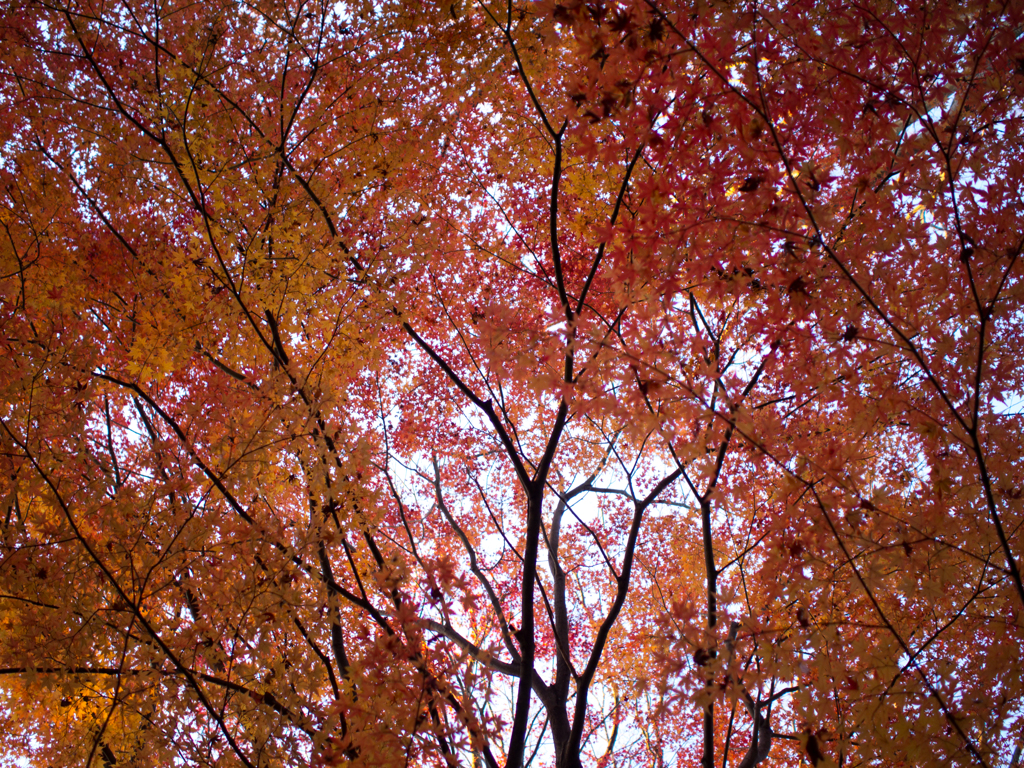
[1,0,1022,767]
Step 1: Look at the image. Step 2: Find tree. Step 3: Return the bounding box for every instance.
[1,0,1022,767]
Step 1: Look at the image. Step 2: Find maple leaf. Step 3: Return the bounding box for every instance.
[1,1,1022,768]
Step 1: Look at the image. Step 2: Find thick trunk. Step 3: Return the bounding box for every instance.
[505,490,545,768]
[701,497,718,768]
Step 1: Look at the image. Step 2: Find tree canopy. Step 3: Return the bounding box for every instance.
[1,1,1023,766]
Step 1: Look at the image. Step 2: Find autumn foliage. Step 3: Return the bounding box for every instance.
[1,0,1023,766]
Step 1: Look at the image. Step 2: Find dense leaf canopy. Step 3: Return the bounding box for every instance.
[1,1,1023,767]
